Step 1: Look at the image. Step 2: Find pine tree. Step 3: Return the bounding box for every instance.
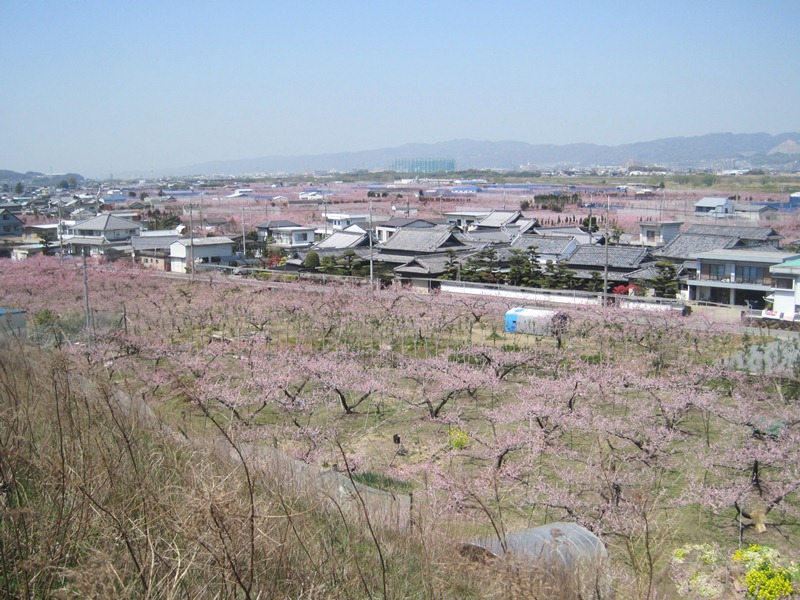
[650,261,679,298]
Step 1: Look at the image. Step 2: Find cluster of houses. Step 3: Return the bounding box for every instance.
[693,192,800,218]
[5,193,800,323]
[270,210,800,323]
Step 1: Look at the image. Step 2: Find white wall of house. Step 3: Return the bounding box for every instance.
[637,222,683,246]
[325,213,369,230]
[272,227,316,247]
[768,261,800,320]
[169,240,233,273]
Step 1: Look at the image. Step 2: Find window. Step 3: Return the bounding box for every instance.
[646,230,656,241]
[773,277,793,290]
[737,265,764,284]
[702,263,727,280]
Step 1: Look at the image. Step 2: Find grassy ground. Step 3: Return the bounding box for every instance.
[5,262,800,598]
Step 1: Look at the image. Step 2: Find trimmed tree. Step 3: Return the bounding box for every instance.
[304,250,320,270]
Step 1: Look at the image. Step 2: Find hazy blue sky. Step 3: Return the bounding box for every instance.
[2,0,798,177]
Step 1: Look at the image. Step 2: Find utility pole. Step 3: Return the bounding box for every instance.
[189,200,195,280]
[369,197,374,292]
[82,248,92,354]
[58,203,64,262]
[603,195,610,304]
[241,205,246,258]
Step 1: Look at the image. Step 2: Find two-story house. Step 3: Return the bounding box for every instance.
[688,248,800,308]
[169,237,234,274]
[0,209,24,237]
[374,217,438,243]
[324,213,370,232]
[62,214,143,257]
[258,219,316,248]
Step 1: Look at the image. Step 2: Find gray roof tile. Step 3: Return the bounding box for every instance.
[566,244,653,269]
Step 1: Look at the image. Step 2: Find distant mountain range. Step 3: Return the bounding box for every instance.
[0,170,85,187]
[5,133,800,182]
[153,132,800,177]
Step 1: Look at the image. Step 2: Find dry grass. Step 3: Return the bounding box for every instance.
[0,345,439,598]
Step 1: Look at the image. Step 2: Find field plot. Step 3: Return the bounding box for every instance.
[2,256,800,598]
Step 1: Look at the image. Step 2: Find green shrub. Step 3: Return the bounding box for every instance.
[449,429,470,450]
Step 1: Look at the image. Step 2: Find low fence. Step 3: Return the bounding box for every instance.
[195,265,685,314]
[433,279,685,312]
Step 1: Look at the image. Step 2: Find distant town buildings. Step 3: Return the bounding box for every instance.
[391,158,456,174]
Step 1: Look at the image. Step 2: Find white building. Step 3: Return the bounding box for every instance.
[694,197,734,217]
[324,213,370,231]
[270,226,316,248]
[767,258,800,321]
[688,248,800,308]
[169,237,234,273]
[637,221,683,246]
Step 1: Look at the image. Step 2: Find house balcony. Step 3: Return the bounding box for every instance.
[688,276,773,309]
[697,274,772,286]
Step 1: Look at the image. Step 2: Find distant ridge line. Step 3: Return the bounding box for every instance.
[148,132,800,178]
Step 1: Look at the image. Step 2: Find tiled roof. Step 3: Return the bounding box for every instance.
[654,233,741,260]
[311,230,368,250]
[302,247,372,260]
[462,229,515,243]
[378,226,466,253]
[684,224,781,241]
[131,234,180,251]
[73,214,142,231]
[256,220,301,229]
[566,244,653,269]
[532,226,594,245]
[625,265,663,280]
[394,253,454,275]
[695,247,791,263]
[474,210,522,228]
[510,235,575,255]
[377,217,437,228]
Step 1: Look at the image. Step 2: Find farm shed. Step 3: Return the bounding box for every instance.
[460,522,611,599]
[504,306,559,335]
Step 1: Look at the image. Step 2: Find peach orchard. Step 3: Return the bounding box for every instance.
[3,255,799,595]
